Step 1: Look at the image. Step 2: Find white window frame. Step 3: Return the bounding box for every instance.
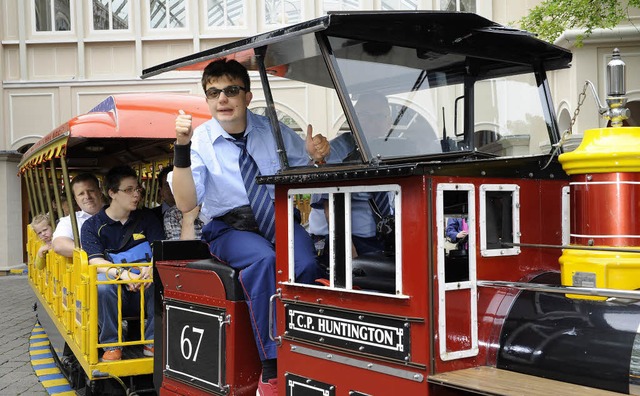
[89,0,132,34]
[201,0,253,37]
[479,184,521,257]
[379,0,419,10]
[321,0,368,14]
[436,183,478,361]
[262,0,306,29]
[147,0,188,31]
[32,0,75,35]
[434,0,491,18]
[562,185,570,246]
[439,0,475,12]
[285,185,406,298]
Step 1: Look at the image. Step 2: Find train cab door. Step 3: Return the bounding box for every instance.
[435,183,479,361]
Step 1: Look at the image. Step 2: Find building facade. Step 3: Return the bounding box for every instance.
[1,0,639,267]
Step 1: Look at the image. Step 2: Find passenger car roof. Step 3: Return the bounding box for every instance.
[19,93,210,171]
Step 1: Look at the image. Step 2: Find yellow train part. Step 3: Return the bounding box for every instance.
[27,225,154,382]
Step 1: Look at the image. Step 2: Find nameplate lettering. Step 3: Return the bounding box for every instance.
[285,303,410,361]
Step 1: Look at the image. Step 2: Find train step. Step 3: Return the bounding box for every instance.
[428,366,623,395]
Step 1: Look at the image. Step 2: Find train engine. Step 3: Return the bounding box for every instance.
[147,11,640,396]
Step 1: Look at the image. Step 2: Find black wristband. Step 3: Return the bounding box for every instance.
[173,141,191,168]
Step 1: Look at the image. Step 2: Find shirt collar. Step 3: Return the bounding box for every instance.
[77,210,94,218]
[99,206,138,226]
[209,109,258,144]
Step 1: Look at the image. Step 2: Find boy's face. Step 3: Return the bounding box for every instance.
[110,176,142,213]
[205,75,253,134]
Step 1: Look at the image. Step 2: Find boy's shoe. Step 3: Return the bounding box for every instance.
[101,348,122,361]
[143,345,154,357]
[257,377,277,396]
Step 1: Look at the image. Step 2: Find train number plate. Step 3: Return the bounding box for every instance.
[285,373,335,396]
[165,300,227,393]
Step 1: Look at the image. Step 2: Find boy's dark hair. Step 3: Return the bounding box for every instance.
[70,172,100,192]
[201,59,251,93]
[157,165,174,188]
[104,165,138,193]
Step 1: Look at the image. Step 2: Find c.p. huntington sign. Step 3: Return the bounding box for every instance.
[284,303,411,361]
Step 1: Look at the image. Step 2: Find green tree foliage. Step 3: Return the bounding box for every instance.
[518,0,640,45]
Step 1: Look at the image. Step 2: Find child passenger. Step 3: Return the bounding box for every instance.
[31,214,53,270]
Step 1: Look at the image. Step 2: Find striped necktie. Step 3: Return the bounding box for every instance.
[228,137,276,243]
[371,191,392,218]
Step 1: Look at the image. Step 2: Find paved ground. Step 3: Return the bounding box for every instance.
[0,275,48,395]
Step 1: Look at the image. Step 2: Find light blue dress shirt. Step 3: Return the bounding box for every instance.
[310,192,378,238]
[170,110,309,221]
[310,132,381,239]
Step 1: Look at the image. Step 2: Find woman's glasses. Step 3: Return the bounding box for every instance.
[205,85,247,100]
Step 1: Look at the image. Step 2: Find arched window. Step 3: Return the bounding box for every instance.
[557,108,571,133]
[339,101,440,157]
[265,0,302,26]
[250,106,305,139]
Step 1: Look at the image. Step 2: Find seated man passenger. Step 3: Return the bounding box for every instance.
[350,93,442,156]
[81,165,164,361]
[310,192,388,258]
[52,173,105,257]
[31,214,53,270]
[311,94,399,258]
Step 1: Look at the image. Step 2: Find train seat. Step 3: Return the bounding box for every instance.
[154,239,244,300]
[444,250,469,282]
[186,259,244,301]
[153,239,211,261]
[352,252,396,293]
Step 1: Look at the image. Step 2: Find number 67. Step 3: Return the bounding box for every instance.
[180,325,204,362]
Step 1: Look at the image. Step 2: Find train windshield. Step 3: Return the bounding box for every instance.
[324,37,551,163]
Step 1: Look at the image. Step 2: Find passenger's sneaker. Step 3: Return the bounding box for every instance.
[101,348,122,361]
[257,377,278,396]
[143,345,154,357]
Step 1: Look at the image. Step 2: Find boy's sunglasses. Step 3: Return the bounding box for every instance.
[205,85,247,99]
